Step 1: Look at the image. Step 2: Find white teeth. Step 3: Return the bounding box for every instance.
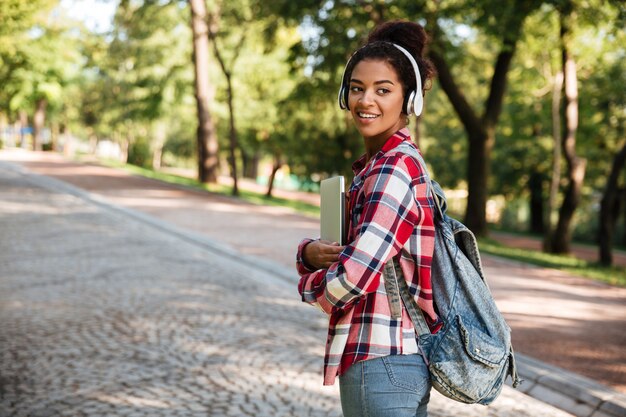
[358,112,379,119]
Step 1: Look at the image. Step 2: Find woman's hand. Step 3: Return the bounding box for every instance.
[303,240,345,270]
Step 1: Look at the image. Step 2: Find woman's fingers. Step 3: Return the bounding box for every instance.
[318,241,345,268]
[304,240,346,270]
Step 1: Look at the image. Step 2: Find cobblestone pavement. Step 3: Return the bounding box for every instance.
[2,150,625,395]
[0,162,578,416]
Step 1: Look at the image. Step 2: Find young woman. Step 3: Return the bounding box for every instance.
[296,21,440,417]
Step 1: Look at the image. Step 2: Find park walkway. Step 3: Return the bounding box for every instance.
[1,148,625,417]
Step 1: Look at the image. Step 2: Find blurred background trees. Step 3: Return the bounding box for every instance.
[0,0,624,263]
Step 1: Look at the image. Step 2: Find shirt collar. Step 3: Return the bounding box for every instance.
[352,128,412,174]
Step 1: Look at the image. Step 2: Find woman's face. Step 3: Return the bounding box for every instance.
[348,58,406,143]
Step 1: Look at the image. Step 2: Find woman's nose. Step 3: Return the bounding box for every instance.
[359,89,375,104]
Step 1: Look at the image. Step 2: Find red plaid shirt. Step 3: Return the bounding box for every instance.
[297,128,440,385]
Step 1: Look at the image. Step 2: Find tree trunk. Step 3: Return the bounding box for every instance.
[622,188,626,246]
[225,72,239,196]
[60,123,74,157]
[240,147,249,178]
[152,121,167,171]
[528,171,545,234]
[89,133,99,155]
[465,128,492,235]
[189,0,218,183]
[18,110,28,148]
[120,135,129,163]
[0,114,6,147]
[122,131,132,164]
[599,142,626,265]
[543,70,564,251]
[206,8,245,196]
[242,148,260,179]
[550,5,587,254]
[50,122,59,151]
[33,98,47,151]
[266,153,283,198]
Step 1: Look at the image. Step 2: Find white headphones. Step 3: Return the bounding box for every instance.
[337,42,424,117]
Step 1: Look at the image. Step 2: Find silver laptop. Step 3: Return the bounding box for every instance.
[320,176,346,245]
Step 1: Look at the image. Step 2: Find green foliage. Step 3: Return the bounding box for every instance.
[73,1,195,163]
[273,79,362,180]
[2,0,624,248]
[0,0,57,38]
[127,135,152,168]
[0,0,81,119]
[258,0,547,185]
[491,1,625,238]
[104,1,192,123]
[163,134,195,161]
[207,2,304,172]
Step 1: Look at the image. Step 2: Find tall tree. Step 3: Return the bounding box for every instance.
[32,97,47,150]
[206,1,251,196]
[544,61,564,249]
[2,7,80,151]
[549,0,587,253]
[228,21,302,197]
[189,0,219,183]
[599,142,626,265]
[85,0,192,167]
[488,0,624,249]
[0,0,44,113]
[424,0,543,236]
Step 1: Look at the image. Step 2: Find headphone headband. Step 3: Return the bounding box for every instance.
[337,42,424,116]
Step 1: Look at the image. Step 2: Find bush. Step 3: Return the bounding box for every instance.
[163,135,195,160]
[127,137,152,168]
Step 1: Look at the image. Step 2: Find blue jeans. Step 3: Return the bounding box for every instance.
[339,354,431,417]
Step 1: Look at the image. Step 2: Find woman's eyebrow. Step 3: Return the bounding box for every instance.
[350,78,395,85]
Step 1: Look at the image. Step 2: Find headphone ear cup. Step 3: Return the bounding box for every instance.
[338,84,350,110]
[338,85,346,109]
[404,90,416,115]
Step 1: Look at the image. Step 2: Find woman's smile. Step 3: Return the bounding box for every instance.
[357,111,381,121]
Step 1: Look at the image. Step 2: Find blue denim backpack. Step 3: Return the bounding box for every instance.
[383,142,522,405]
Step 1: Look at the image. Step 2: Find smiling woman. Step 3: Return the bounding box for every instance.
[348,59,406,158]
[295,20,441,417]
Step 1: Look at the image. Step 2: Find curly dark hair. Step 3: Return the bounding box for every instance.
[342,20,436,100]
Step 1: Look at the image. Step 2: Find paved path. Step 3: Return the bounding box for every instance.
[0,156,579,416]
[3,149,625,392]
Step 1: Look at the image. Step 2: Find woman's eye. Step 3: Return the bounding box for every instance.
[377,88,390,94]
[350,86,362,92]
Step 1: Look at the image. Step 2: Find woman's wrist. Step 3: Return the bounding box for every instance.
[297,238,318,272]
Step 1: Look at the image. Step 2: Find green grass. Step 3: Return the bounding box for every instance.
[478,237,626,287]
[94,158,322,217]
[89,157,625,287]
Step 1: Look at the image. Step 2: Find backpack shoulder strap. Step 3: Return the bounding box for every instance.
[390,142,446,220]
[383,259,431,337]
[381,141,443,337]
